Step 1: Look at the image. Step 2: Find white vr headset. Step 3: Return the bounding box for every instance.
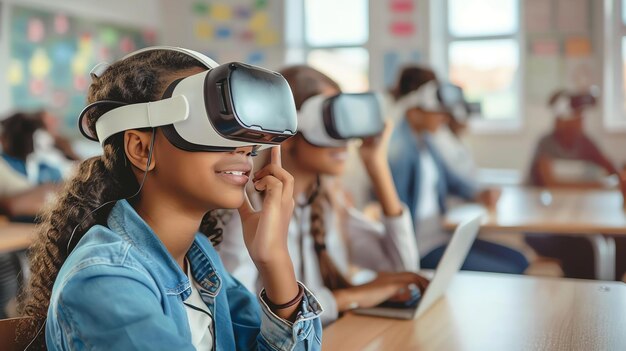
[78,46,298,152]
[297,92,385,147]
[397,80,473,122]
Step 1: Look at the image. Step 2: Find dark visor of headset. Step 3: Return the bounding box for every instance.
[206,63,297,142]
[322,93,384,140]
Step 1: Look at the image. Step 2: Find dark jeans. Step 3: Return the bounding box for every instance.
[421,239,529,274]
[525,234,626,280]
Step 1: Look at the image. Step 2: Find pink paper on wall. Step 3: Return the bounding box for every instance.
[531,39,559,56]
[390,0,414,13]
[390,21,415,37]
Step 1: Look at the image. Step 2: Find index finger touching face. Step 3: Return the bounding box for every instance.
[270,146,282,168]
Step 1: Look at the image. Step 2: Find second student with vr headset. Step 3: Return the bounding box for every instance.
[219,66,429,325]
[17,47,322,350]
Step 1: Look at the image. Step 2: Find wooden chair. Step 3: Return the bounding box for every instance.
[0,317,32,351]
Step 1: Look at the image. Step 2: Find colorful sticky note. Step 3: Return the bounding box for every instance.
[390,22,415,37]
[256,30,279,47]
[8,59,24,86]
[195,22,214,40]
[565,37,591,57]
[247,51,265,65]
[390,0,414,13]
[235,5,252,20]
[192,2,210,15]
[29,79,46,96]
[211,4,232,21]
[27,18,45,43]
[29,48,52,79]
[240,30,255,42]
[249,11,269,31]
[54,14,69,34]
[530,39,559,56]
[215,26,232,39]
[255,0,268,10]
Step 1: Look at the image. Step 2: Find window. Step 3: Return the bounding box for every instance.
[603,0,626,130]
[433,0,522,130]
[285,0,369,92]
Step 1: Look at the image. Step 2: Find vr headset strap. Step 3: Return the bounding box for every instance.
[95,95,190,145]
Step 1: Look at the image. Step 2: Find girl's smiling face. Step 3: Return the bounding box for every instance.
[150,129,255,210]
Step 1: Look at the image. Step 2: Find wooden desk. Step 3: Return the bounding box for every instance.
[444,187,626,280]
[322,272,626,351]
[0,223,36,253]
[444,187,626,235]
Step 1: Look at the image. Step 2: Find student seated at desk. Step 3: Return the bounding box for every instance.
[218,66,428,325]
[526,88,626,280]
[0,112,64,220]
[388,79,528,274]
[17,47,322,350]
[0,112,64,319]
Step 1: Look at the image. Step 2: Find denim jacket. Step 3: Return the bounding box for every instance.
[46,199,323,350]
[388,118,478,219]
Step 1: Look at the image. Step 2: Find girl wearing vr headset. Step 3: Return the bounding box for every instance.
[17,47,322,350]
[219,66,428,325]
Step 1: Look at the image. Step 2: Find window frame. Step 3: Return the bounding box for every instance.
[284,0,370,90]
[431,0,525,133]
[603,0,626,131]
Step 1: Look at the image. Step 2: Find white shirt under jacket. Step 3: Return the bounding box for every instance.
[218,188,419,325]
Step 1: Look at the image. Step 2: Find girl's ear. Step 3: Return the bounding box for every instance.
[124,129,156,171]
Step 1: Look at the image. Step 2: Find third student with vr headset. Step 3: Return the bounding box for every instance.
[219,65,429,325]
[387,66,529,275]
[526,87,626,280]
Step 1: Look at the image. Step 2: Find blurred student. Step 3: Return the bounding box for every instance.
[0,112,63,319]
[219,66,427,325]
[0,112,64,219]
[526,88,626,279]
[388,78,528,274]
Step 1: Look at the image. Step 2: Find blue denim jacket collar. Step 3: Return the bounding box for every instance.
[107,199,221,300]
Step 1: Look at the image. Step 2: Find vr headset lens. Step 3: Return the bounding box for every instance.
[228,66,298,134]
[327,93,384,139]
[438,84,464,110]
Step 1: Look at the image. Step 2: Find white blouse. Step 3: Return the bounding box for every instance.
[184,262,213,351]
[218,189,419,325]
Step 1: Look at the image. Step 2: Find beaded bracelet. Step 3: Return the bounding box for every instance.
[262,284,304,310]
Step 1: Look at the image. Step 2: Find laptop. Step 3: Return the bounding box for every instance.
[353,214,482,320]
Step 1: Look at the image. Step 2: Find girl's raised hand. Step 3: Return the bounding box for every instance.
[237,146,300,320]
[358,121,394,168]
[239,146,295,265]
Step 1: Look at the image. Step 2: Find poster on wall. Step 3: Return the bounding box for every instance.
[8,5,157,132]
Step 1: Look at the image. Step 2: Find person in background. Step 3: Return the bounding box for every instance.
[388,78,529,274]
[430,86,478,181]
[219,65,427,326]
[0,112,64,319]
[526,88,626,280]
[0,112,64,219]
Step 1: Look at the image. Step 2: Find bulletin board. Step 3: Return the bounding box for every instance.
[181,0,283,67]
[7,5,157,131]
